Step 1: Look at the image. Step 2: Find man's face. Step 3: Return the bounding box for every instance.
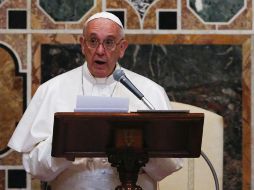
[80,18,128,78]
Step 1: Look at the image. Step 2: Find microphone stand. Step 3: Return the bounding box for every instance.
[201,151,220,190]
[141,97,155,110]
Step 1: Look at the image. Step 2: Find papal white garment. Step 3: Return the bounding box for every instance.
[8,62,183,190]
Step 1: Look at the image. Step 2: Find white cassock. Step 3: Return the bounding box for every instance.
[8,62,183,190]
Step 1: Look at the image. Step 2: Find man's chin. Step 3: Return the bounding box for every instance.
[92,70,110,78]
[89,63,114,78]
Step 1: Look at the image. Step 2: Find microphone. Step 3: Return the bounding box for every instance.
[113,69,155,110]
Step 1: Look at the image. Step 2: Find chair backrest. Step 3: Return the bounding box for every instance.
[158,102,224,190]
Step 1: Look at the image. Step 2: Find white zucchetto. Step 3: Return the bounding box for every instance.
[85,11,123,28]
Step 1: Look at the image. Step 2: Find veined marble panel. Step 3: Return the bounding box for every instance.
[41,44,84,82]
[107,0,177,29]
[218,0,252,30]
[0,34,27,70]
[143,0,177,29]
[127,0,156,19]
[39,0,94,22]
[0,170,4,190]
[107,0,141,29]
[0,45,25,160]
[183,0,251,29]
[182,0,216,30]
[31,0,102,29]
[32,34,80,94]
[0,151,22,165]
[188,0,244,22]
[0,0,26,29]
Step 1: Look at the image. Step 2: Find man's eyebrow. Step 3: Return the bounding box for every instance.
[105,35,116,39]
[86,33,117,40]
[87,33,97,37]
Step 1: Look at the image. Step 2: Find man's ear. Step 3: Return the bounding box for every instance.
[79,36,85,54]
[119,40,128,59]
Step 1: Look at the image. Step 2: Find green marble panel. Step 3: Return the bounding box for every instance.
[189,0,244,22]
[39,0,94,22]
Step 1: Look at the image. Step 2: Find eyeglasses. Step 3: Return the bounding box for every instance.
[84,37,123,51]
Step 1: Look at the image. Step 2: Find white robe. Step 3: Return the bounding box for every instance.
[8,62,183,190]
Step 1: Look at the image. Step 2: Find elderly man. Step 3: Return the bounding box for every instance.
[8,12,183,189]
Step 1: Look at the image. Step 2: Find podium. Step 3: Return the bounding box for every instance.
[51,112,204,190]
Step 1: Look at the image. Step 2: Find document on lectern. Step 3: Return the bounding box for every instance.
[74,95,129,112]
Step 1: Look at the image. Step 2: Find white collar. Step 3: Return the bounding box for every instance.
[83,62,120,85]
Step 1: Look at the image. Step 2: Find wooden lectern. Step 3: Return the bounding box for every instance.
[51,112,204,190]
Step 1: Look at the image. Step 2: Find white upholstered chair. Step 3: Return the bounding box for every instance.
[158,102,224,190]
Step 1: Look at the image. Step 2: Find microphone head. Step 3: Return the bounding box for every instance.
[113,69,125,81]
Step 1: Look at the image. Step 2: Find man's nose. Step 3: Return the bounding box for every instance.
[95,43,105,55]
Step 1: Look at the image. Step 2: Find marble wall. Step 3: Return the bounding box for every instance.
[0,0,252,190]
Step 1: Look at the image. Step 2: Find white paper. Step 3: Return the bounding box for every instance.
[74,95,129,112]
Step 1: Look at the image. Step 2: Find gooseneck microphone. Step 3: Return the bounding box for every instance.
[113,69,155,110]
